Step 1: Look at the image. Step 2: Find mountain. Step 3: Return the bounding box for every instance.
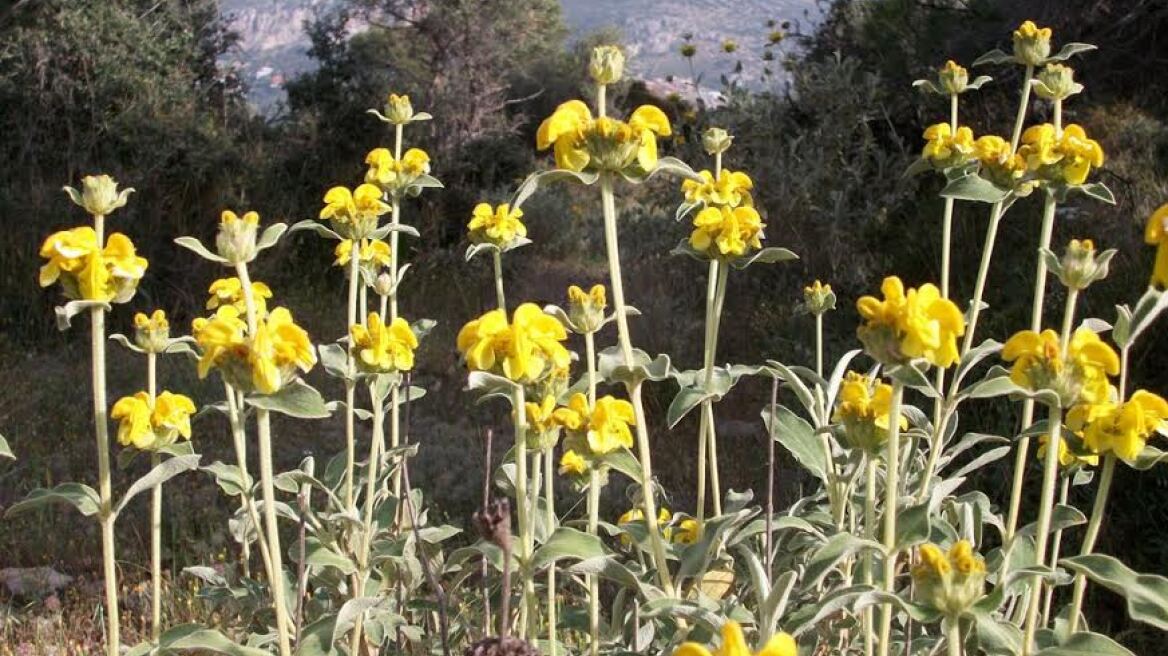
[220,0,821,112]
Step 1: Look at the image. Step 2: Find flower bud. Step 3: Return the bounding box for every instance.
[1012,20,1052,67]
[701,127,734,156]
[64,174,134,217]
[215,210,260,264]
[383,93,414,124]
[937,60,969,95]
[373,271,394,297]
[133,309,170,353]
[721,40,737,54]
[1034,63,1082,101]
[912,541,987,617]
[680,43,697,58]
[804,280,837,316]
[1057,238,1112,291]
[568,284,607,334]
[590,45,625,85]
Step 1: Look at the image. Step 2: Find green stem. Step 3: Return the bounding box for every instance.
[1067,454,1117,633]
[89,220,119,656]
[587,468,601,656]
[350,383,385,656]
[544,447,556,656]
[585,330,600,655]
[148,352,162,642]
[1006,193,1059,543]
[237,262,292,656]
[701,262,729,518]
[1021,403,1064,655]
[1041,476,1071,626]
[344,252,360,511]
[1010,65,1035,153]
[877,381,905,656]
[864,457,877,656]
[493,250,507,312]
[947,618,963,656]
[513,386,532,638]
[961,202,1005,354]
[599,173,675,596]
[815,313,824,379]
[696,261,717,522]
[224,383,272,581]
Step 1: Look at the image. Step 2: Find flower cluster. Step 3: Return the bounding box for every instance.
[320,183,390,240]
[1001,328,1119,407]
[39,226,148,303]
[856,276,965,369]
[566,284,607,334]
[350,312,418,374]
[803,280,836,316]
[467,203,527,249]
[457,303,570,384]
[216,210,260,264]
[681,169,754,208]
[192,304,316,395]
[1146,202,1168,288]
[365,147,432,197]
[1067,390,1168,463]
[921,123,975,169]
[833,372,907,455]
[207,277,272,316]
[111,391,197,451]
[1013,20,1053,66]
[557,393,637,474]
[675,620,797,656]
[616,507,700,546]
[1019,123,1105,185]
[911,540,987,617]
[334,238,392,270]
[133,309,170,353]
[536,100,672,174]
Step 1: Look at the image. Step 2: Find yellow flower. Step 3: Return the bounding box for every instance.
[456,303,570,383]
[1145,203,1168,288]
[215,210,260,263]
[350,312,418,373]
[681,169,754,208]
[834,372,907,453]
[63,174,133,217]
[111,390,196,451]
[691,205,766,259]
[1056,124,1104,185]
[207,277,272,317]
[618,507,672,545]
[38,227,148,302]
[565,393,637,454]
[674,620,797,656]
[334,238,392,269]
[721,40,738,54]
[974,134,1027,188]
[193,305,316,394]
[133,309,170,352]
[467,203,527,247]
[567,283,607,333]
[1036,433,1099,468]
[365,148,432,191]
[1002,328,1119,406]
[536,100,672,173]
[319,183,389,239]
[1013,20,1053,66]
[1020,123,1104,185]
[922,123,976,168]
[559,449,591,476]
[856,276,965,368]
[1068,390,1168,463]
[673,517,701,545]
[912,541,986,617]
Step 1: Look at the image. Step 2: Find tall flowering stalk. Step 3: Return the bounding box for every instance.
[855,276,964,656]
[38,175,141,655]
[183,210,320,656]
[110,310,197,642]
